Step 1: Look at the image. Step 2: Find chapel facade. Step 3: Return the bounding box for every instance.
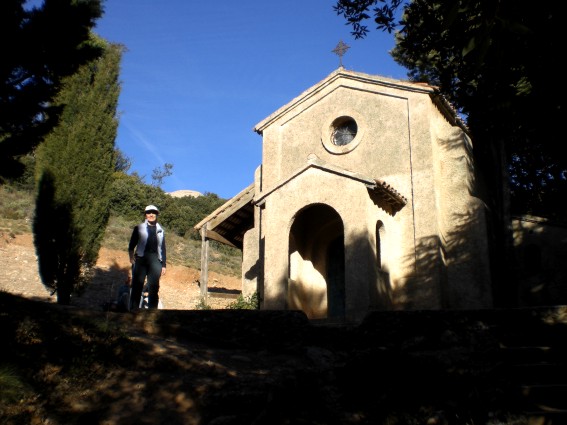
[195,68,493,323]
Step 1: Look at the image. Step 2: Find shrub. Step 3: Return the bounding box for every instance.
[227,292,259,310]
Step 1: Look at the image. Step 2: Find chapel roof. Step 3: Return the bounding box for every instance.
[253,68,467,135]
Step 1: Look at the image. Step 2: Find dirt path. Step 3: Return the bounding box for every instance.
[0,232,241,310]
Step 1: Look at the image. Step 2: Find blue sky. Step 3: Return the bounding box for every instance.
[94,1,408,200]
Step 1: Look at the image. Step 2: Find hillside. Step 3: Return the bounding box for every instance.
[0,232,240,311]
[0,183,243,310]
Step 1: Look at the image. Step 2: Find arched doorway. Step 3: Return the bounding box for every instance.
[288,204,344,319]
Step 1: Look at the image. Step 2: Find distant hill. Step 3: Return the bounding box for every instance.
[168,190,203,198]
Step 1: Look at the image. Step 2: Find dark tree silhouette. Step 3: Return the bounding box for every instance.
[0,0,103,180]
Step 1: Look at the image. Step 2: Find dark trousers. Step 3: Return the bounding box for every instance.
[130,253,162,309]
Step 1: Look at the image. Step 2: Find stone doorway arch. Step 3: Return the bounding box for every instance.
[288,204,344,319]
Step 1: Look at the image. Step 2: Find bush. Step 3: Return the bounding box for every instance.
[227,292,260,310]
[195,297,212,310]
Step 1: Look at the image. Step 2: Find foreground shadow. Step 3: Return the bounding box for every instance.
[2,291,566,424]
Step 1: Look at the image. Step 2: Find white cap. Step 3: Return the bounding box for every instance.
[144,205,159,213]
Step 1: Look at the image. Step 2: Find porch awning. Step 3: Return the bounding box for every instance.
[194,183,255,249]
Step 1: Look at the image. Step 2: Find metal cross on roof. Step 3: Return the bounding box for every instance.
[332,40,350,68]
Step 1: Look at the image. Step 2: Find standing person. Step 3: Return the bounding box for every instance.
[128,205,167,310]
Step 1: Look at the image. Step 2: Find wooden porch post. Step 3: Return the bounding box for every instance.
[199,223,209,302]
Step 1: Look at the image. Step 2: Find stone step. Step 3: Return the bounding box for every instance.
[497,330,567,348]
[207,287,240,299]
[515,384,567,412]
[499,346,565,364]
[502,363,567,385]
[522,411,567,424]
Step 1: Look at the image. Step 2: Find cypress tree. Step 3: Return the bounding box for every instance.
[33,37,122,304]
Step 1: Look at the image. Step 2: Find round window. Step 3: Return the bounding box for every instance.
[332,117,358,146]
[321,112,365,154]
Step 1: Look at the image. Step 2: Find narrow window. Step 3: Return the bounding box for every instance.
[376,221,384,269]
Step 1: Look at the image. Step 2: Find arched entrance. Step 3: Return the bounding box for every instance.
[288,204,345,319]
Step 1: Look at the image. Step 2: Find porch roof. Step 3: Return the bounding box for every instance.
[194,183,255,249]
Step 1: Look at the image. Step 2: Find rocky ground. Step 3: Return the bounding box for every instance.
[0,232,241,311]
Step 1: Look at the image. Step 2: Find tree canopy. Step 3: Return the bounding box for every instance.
[0,0,104,180]
[335,0,563,219]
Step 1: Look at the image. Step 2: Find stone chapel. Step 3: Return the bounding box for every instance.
[195,68,494,323]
